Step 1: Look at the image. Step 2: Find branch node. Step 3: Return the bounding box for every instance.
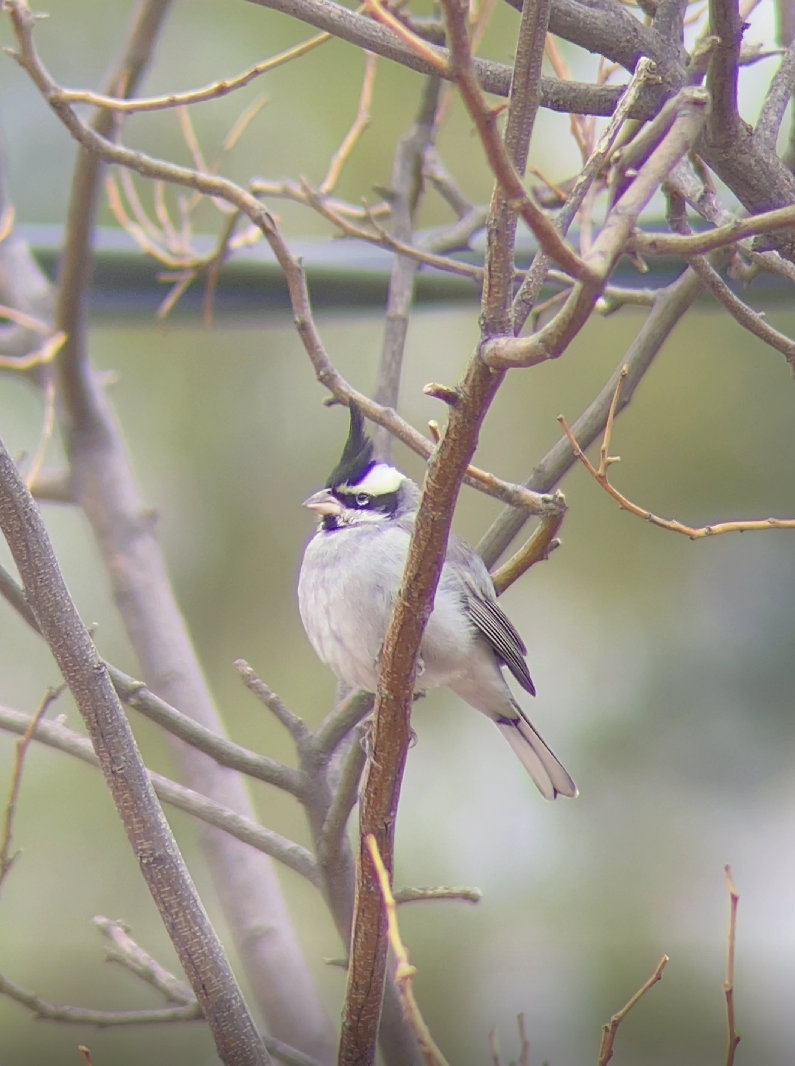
[423,382,460,405]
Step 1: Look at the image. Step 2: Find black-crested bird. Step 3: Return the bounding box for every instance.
[297,404,577,800]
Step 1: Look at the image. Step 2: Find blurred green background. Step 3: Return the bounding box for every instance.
[2,1,795,1065]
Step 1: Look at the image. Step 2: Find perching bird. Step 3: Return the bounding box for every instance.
[297,404,577,800]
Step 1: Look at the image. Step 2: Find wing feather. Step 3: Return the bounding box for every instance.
[466,591,536,696]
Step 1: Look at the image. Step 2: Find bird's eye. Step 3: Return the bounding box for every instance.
[355,492,371,507]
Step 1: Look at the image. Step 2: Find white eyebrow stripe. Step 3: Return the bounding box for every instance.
[341,463,405,496]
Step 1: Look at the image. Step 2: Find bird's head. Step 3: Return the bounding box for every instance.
[302,403,414,530]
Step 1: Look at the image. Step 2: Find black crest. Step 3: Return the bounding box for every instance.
[325,403,374,489]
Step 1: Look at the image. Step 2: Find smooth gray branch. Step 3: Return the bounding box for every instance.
[373,77,441,461]
[0,438,269,1066]
[0,561,305,797]
[0,705,321,886]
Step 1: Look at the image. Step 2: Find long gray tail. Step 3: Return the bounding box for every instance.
[495,715,578,800]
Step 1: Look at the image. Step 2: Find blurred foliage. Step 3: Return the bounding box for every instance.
[2,1,795,1065]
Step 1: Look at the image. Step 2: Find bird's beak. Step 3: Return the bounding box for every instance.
[302,489,344,517]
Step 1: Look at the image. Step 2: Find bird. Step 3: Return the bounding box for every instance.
[297,403,577,800]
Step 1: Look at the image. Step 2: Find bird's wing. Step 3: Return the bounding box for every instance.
[465,589,536,696]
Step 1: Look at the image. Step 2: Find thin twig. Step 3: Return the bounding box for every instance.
[0,684,65,893]
[317,722,367,865]
[392,886,481,904]
[512,57,660,330]
[366,835,452,1066]
[372,75,441,460]
[477,266,706,569]
[490,508,564,595]
[483,89,709,370]
[665,188,795,366]
[558,367,795,539]
[0,303,51,334]
[516,1013,530,1066]
[234,659,309,743]
[0,330,64,372]
[633,202,795,257]
[0,570,305,797]
[24,371,56,490]
[597,955,669,1066]
[312,690,375,759]
[724,864,741,1066]
[0,704,322,886]
[0,970,202,1026]
[52,35,332,113]
[320,52,378,194]
[0,967,323,1066]
[93,917,195,1004]
[5,6,565,519]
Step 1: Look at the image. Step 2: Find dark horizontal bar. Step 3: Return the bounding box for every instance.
[18,223,788,321]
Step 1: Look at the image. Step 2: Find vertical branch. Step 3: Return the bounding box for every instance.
[338,2,551,1063]
[723,865,741,1066]
[55,0,172,429]
[481,0,552,334]
[0,129,53,372]
[706,0,743,146]
[372,76,441,461]
[0,440,269,1066]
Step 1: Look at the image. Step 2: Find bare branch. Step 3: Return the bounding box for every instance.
[490,508,564,595]
[0,438,269,1066]
[483,90,708,370]
[558,369,795,539]
[0,684,64,894]
[366,835,452,1066]
[2,7,335,1051]
[235,659,309,744]
[477,265,705,568]
[0,572,306,797]
[668,231,795,367]
[317,723,367,866]
[242,0,640,117]
[373,76,441,460]
[313,691,375,759]
[320,53,378,194]
[0,970,202,1026]
[597,955,669,1066]
[487,0,552,331]
[52,34,331,114]
[93,917,196,1004]
[393,886,482,904]
[723,865,741,1066]
[755,37,795,146]
[513,58,659,331]
[0,704,321,886]
[707,0,743,142]
[436,0,592,286]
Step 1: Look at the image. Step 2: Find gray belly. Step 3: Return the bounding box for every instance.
[298,529,477,694]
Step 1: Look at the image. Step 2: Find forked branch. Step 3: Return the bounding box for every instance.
[559,366,795,539]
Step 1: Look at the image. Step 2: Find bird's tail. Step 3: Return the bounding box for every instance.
[495,714,578,800]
